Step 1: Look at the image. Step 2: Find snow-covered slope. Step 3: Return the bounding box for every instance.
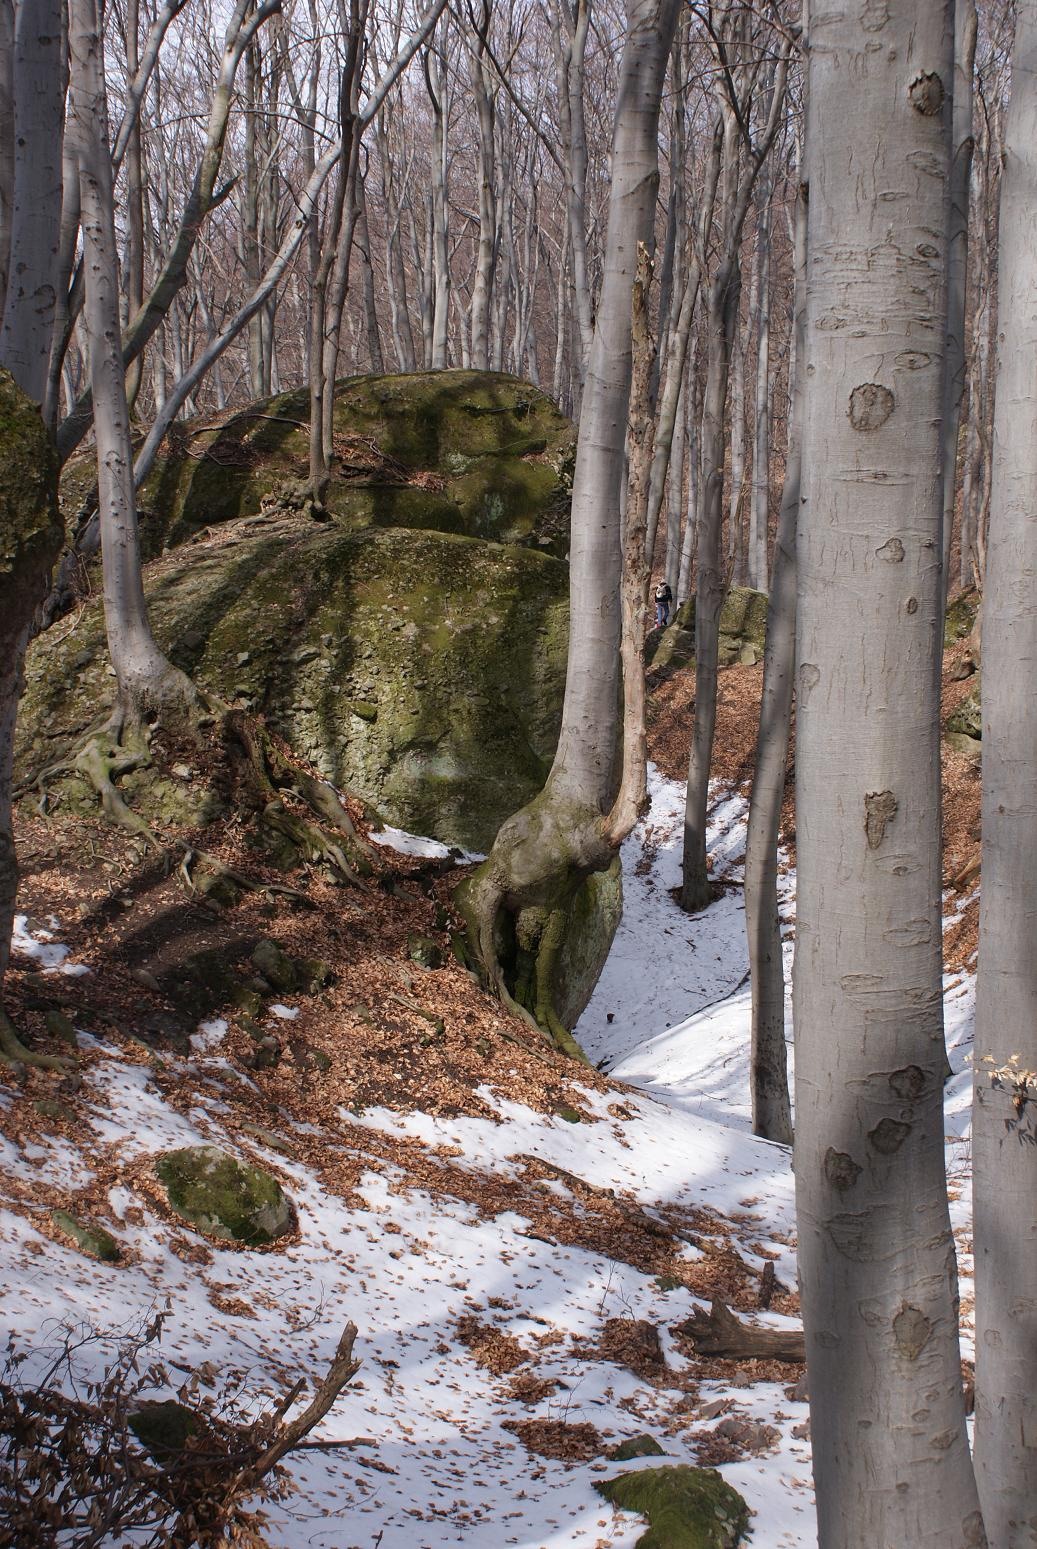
[0,767,977,1548]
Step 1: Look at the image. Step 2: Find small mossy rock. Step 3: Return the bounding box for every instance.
[35,1098,78,1125]
[251,938,298,992]
[554,1103,583,1124]
[408,933,445,970]
[610,1435,667,1461]
[129,1400,198,1461]
[945,588,979,647]
[44,1008,77,1045]
[155,1145,293,1246]
[738,641,761,667]
[52,1209,121,1263]
[946,679,981,740]
[945,730,982,763]
[596,1466,750,1549]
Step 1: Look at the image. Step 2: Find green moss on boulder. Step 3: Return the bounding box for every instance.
[596,1466,750,1549]
[649,587,769,680]
[945,588,979,647]
[108,371,574,558]
[610,1435,667,1461]
[155,1145,294,1246]
[946,679,981,740]
[18,514,570,852]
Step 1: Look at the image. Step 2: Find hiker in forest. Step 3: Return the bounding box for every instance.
[654,580,673,629]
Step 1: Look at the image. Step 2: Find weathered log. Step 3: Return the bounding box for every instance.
[677,1299,804,1363]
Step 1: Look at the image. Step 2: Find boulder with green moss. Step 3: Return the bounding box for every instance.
[155,1145,294,1246]
[944,588,979,648]
[18,513,570,852]
[52,1210,122,1263]
[596,1466,750,1548]
[99,370,574,559]
[946,679,981,741]
[649,587,769,681]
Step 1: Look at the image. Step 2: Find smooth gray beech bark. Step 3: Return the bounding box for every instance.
[460,0,681,1051]
[743,162,803,1149]
[0,0,63,405]
[749,158,773,592]
[940,0,978,609]
[795,3,984,1544]
[0,0,15,329]
[69,0,194,726]
[426,41,451,369]
[972,3,1037,1539]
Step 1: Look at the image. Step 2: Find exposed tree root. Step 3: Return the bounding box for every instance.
[0,1008,76,1072]
[21,699,379,907]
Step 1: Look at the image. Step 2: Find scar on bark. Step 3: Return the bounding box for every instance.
[849,382,894,431]
[909,72,945,116]
[824,1147,862,1191]
[876,536,905,563]
[893,1304,933,1360]
[868,1116,911,1154]
[865,790,898,849]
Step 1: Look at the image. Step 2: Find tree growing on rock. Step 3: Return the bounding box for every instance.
[794,1,984,1541]
[458,0,682,1055]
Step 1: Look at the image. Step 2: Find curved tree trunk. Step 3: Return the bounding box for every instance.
[743,164,804,1149]
[972,3,1037,1539]
[460,0,681,1051]
[794,3,983,1543]
[70,0,193,728]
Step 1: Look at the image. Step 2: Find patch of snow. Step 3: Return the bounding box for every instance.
[11,914,90,976]
[370,823,485,864]
[268,1003,299,1020]
[190,1017,229,1052]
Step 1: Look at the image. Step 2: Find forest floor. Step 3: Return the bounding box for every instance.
[0,643,981,1548]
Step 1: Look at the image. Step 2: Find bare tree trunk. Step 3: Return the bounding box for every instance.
[460,0,681,1051]
[355,166,385,373]
[743,163,803,1149]
[69,0,194,728]
[468,1,496,372]
[0,0,64,404]
[0,0,13,325]
[941,0,978,609]
[426,42,450,369]
[795,4,984,1543]
[749,165,772,592]
[972,5,1037,1540]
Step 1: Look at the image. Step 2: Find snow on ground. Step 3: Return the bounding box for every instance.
[0,768,977,1549]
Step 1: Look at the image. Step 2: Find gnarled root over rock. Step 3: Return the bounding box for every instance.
[455,782,616,1063]
[22,697,377,904]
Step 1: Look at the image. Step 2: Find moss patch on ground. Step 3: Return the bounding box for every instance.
[596,1466,750,1549]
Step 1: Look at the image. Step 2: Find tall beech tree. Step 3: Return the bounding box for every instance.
[459,0,681,1049]
[794,2,984,1543]
[972,1,1037,1538]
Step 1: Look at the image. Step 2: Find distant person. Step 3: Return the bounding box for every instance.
[654,579,673,629]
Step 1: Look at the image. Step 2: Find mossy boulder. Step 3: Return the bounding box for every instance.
[100,371,574,559]
[18,513,569,852]
[945,588,980,648]
[610,1435,667,1461]
[596,1466,750,1549]
[649,587,769,680]
[155,1145,294,1246]
[946,679,981,740]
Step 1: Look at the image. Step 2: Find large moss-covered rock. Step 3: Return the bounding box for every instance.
[18,512,569,851]
[155,1145,294,1246]
[945,588,980,648]
[596,1466,749,1549]
[105,371,573,559]
[649,587,769,680]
